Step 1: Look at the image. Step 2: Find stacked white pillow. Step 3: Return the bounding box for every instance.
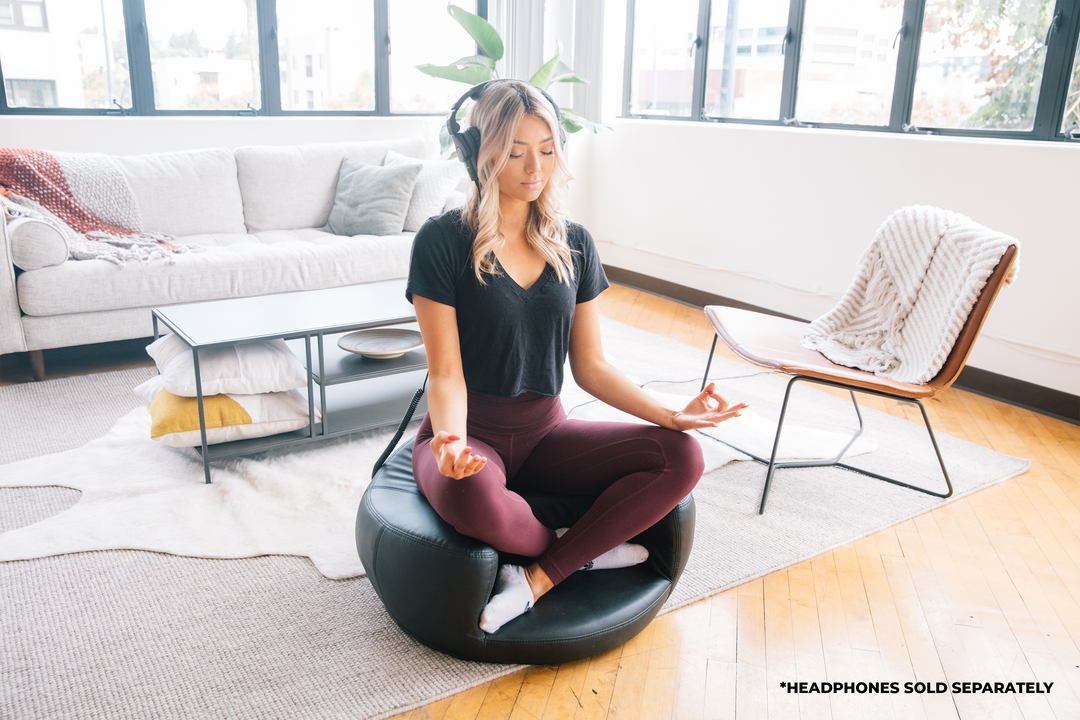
[135,334,319,447]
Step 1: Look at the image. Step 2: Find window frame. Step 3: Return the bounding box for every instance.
[623,0,1080,143]
[0,0,488,117]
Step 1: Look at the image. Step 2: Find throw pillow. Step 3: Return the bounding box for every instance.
[134,375,319,448]
[326,158,421,236]
[145,334,308,397]
[8,217,69,271]
[383,150,466,232]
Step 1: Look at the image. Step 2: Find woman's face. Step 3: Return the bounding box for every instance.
[496,113,556,207]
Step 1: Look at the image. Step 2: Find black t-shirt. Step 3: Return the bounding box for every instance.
[406,209,609,397]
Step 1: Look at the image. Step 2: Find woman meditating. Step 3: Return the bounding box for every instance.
[407,79,747,634]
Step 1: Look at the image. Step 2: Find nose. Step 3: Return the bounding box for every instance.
[524,149,542,173]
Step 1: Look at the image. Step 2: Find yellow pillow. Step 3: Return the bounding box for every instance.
[135,376,318,448]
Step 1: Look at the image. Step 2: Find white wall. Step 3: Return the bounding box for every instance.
[0,115,446,155]
[569,120,1080,396]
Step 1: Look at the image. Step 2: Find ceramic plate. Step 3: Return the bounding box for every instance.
[338,329,424,359]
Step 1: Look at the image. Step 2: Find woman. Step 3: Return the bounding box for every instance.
[407,80,746,634]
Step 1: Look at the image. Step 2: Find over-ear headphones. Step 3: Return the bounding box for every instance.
[447,79,566,192]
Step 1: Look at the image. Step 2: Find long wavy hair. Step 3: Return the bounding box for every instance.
[460,80,575,284]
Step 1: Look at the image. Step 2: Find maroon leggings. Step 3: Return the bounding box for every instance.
[412,391,705,585]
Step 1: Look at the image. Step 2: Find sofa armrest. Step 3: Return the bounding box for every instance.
[0,216,28,354]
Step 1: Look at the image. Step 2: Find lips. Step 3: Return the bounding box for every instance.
[521,179,543,190]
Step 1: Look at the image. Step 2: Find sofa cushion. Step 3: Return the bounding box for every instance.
[114,149,246,236]
[234,139,426,233]
[327,159,421,236]
[16,229,414,317]
[383,150,467,232]
[8,218,68,270]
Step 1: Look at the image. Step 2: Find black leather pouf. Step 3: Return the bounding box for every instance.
[356,438,696,665]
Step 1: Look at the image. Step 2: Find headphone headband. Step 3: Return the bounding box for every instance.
[446,80,566,191]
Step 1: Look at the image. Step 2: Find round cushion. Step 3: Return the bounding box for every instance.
[8,217,69,271]
[356,438,696,665]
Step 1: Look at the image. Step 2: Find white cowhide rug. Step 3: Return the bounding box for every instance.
[0,370,874,579]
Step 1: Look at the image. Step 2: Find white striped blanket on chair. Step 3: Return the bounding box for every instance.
[801,205,1019,385]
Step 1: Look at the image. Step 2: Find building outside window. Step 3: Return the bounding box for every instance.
[144,0,261,111]
[0,0,129,109]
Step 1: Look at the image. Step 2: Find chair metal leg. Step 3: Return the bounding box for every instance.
[701,334,719,392]
[701,374,954,514]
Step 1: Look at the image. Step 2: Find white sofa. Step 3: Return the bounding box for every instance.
[0,138,463,379]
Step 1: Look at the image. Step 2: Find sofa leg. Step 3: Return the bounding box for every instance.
[29,349,45,381]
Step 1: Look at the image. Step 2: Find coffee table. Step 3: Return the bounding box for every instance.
[151,280,427,483]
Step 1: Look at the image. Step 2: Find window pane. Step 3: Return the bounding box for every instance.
[1061,25,1080,135]
[795,0,903,125]
[629,0,699,117]
[911,0,1052,131]
[389,0,477,113]
[145,0,261,111]
[704,0,788,120]
[277,0,375,111]
[0,0,131,109]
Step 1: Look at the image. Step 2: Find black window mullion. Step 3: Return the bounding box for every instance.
[888,0,925,133]
[622,0,636,117]
[0,53,8,112]
[1033,0,1080,140]
[256,0,280,115]
[778,0,806,122]
[374,0,390,115]
[690,0,711,121]
[122,0,153,115]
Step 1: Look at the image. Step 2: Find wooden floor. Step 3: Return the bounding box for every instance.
[4,284,1079,719]
[388,284,1080,720]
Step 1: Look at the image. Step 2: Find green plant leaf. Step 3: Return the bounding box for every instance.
[447,3,503,62]
[561,108,611,134]
[449,54,496,70]
[551,61,587,84]
[416,63,493,85]
[529,41,562,90]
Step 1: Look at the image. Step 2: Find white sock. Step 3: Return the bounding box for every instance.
[555,528,650,571]
[479,564,534,634]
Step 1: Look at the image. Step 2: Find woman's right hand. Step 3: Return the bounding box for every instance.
[430,431,488,479]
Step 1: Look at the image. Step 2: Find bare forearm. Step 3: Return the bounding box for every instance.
[426,373,470,439]
[572,360,676,429]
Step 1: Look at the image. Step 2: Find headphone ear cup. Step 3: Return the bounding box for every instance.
[454,126,482,185]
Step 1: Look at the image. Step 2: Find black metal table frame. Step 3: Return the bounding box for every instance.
[151,312,419,484]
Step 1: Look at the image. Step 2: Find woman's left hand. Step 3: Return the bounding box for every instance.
[666,382,748,431]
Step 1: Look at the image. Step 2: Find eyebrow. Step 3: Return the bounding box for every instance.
[513,136,555,145]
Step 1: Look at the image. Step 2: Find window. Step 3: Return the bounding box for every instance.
[0,0,130,110]
[795,0,903,127]
[1062,32,1080,135]
[629,0,699,117]
[625,0,1080,141]
[910,0,1054,131]
[276,0,375,112]
[5,78,57,106]
[144,0,261,111]
[705,0,789,120]
[388,0,478,113]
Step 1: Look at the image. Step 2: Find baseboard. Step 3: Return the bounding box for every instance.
[603,264,1080,426]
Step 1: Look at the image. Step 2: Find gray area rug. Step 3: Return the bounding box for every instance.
[0,319,1030,720]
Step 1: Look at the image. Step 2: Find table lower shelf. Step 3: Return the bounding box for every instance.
[192,369,428,462]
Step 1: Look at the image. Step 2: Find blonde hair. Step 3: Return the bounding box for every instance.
[460,80,575,284]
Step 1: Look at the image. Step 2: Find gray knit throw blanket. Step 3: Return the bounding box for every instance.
[801,205,1019,385]
[0,149,199,268]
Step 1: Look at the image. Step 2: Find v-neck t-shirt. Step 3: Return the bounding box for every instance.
[406,208,609,398]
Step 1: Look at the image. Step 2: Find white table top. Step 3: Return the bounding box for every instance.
[152,280,416,348]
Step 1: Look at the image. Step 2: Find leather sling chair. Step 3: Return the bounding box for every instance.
[700,244,1018,515]
[356,439,695,664]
